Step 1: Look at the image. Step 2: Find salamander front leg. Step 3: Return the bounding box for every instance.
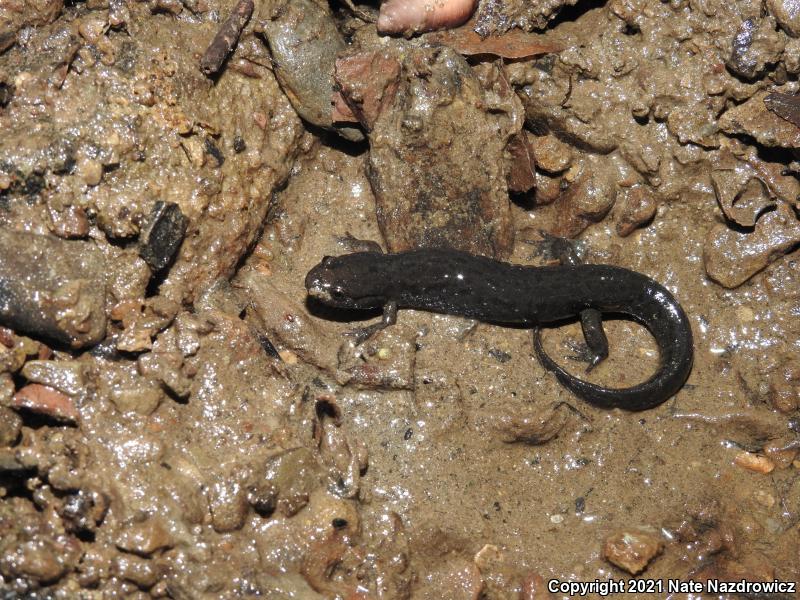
[345,300,398,345]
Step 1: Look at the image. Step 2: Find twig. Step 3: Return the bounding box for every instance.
[200,0,254,76]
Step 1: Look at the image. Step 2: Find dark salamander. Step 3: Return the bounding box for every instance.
[305,248,693,411]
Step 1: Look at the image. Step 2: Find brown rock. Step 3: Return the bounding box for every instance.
[704,203,800,288]
[720,92,800,149]
[347,46,520,258]
[260,0,364,142]
[505,131,538,193]
[603,528,664,574]
[733,451,775,474]
[615,185,657,237]
[530,133,572,174]
[208,477,249,533]
[113,554,158,588]
[0,406,21,446]
[12,383,79,423]
[768,0,800,37]
[0,230,107,349]
[48,205,90,239]
[21,360,86,396]
[334,51,401,131]
[710,152,776,227]
[115,518,174,556]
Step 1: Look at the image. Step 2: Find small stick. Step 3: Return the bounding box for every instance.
[200,0,254,76]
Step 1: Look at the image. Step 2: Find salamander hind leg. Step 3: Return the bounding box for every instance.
[564,309,609,372]
[336,233,384,254]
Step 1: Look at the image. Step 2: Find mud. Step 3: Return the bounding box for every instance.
[1,0,800,597]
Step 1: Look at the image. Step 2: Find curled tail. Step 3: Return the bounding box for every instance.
[533,281,694,411]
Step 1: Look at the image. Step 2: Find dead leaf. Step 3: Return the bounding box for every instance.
[427,27,561,59]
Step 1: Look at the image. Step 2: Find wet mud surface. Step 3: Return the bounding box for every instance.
[1,0,800,597]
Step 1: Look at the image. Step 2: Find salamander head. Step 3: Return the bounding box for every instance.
[305,254,386,310]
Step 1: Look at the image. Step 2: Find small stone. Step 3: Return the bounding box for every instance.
[603,528,664,574]
[754,489,776,507]
[769,380,799,413]
[208,478,249,533]
[76,158,104,186]
[710,154,776,227]
[0,406,21,446]
[726,17,785,80]
[14,539,69,583]
[768,0,800,37]
[278,349,298,365]
[138,201,188,272]
[116,518,174,556]
[115,327,153,353]
[21,360,86,396]
[615,186,657,237]
[48,206,90,239]
[720,92,800,149]
[704,203,800,288]
[734,451,776,474]
[12,383,79,423]
[78,15,108,43]
[505,131,537,193]
[531,134,572,174]
[0,230,107,348]
[113,554,158,588]
[109,385,164,415]
[0,373,13,405]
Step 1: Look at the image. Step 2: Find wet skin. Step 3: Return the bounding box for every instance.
[305,248,693,411]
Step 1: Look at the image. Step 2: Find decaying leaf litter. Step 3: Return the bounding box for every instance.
[1,0,800,596]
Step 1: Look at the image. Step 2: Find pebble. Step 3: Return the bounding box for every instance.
[138,201,188,272]
[0,229,107,349]
[710,154,775,227]
[704,203,800,288]
[603,527,664,574]
[109,385,165,415]
[720,91,800,149]
[615,185,657,237]
[208,477,249,533]
[505,131,538,194]
[353,47,519,258]
[0,406,21,446]
[767,0,800,37]
[115,518,174,556]
[12,383,79,423]
[12,538,70,583]
[113,554,158,589]
[76,158,104,186]
[534,160,617,238]
[264,447,324,517]
[734,451,776,474]
[530,133,573,174]
[48,205,90,239]
[726,17,785,80]
[21,360,86,396]
[260,0,364,142]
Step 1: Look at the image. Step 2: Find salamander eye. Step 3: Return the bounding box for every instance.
[330,287,346,300]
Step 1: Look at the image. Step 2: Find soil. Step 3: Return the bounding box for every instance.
[1,0,800,598]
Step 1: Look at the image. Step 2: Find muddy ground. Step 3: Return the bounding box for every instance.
[1,0,800,597]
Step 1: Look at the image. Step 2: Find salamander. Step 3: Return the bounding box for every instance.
[304,248,693,411]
